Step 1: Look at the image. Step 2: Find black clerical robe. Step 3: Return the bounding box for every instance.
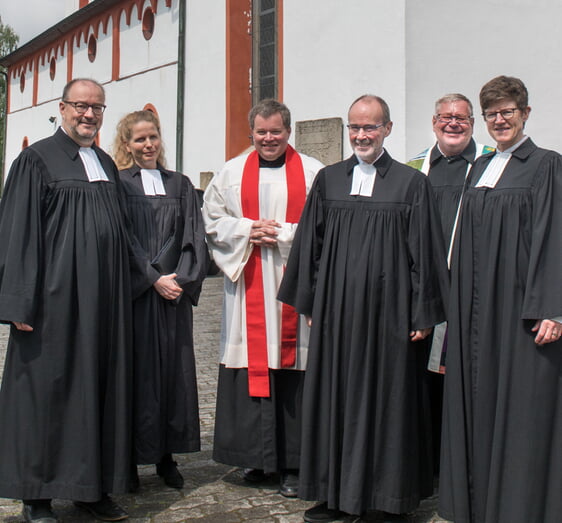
[425,140,477,243]
[439,138,562,523]
[0,129,135,501]
[278,152,448,515]
[119,165,208,464]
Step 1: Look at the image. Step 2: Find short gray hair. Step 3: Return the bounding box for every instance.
[434,93,473,117]
[62,78,105,102]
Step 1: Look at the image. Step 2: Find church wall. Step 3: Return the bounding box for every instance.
[182,0,227,184]
[282,0,407,162]
[103,65,179,166]
[119,0,179,78]
[3,0,180,182]
[5,0,562,184]
[280,0,562,164]
[72,20,113,85]
[37,44,69,105]
[4,101,62,178]
[404,0,562,159]
[182,0,409,181]
[8,66,34,113]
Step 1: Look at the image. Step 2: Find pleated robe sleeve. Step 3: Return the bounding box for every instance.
[0,151,46,326]
[521,151,562,319]
[406,175,449,330]
[202,172,254,283]
[174,175,210,306]
[277,171,326,316]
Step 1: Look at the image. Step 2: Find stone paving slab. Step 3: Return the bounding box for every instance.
[0,276,450,522]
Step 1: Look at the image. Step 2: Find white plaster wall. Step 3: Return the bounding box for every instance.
[405,0,562,159]
[4,64,179,180]
[182,0,227,187]
[119,1,179,79]
[8,65,34,112]
[4,101,61,178]
[72,21,113,84]
[2,4,181,182]
[37,45,69,105]
[101,65,179,166]
[283,0,407,162]
[7,0,562,184]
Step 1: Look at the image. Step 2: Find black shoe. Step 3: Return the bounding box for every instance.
[74,494,128,521]
[379,512,409,523]
[22,502,58,523]
[156,456,184,489]
[304,502,344,522]
[279,469,299,498]
[242,468,268,483]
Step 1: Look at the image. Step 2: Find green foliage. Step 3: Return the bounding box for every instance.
[0,17,19,57]
[1,16,20,192]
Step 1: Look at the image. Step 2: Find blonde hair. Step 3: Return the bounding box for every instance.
[113,110,167,170]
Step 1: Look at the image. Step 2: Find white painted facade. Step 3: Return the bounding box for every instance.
[3,0,562,189]
[282,0,408,161]
[3,0,181,182]
[184,1,227,179]
[404,0,562,156]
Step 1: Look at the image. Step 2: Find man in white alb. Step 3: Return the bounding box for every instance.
[203,99,323,498]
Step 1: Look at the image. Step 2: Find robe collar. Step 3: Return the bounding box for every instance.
[127,162,172,178]
[503,136,536,161]
[430,138,476,165]
[54,126,103,161]
[259,152,286,167]
[345,149,393,178]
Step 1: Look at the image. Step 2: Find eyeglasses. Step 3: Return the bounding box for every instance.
[63,101,106,116]
[436,114,472,125]
[482,108,518,122]
[347,124,384,134]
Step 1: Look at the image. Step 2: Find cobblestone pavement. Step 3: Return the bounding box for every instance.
[0,276,450,522]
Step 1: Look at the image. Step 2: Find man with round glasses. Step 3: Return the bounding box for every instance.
[408,93,494,252]
[279,94,448,522]
[407,94,494,481]
[62,101,107,116]
[0,78,141,522]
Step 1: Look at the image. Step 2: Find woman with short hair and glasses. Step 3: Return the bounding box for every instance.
[439,76,562,523]
[112,111,209,491]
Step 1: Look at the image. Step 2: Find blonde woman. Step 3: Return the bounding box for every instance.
[113,111,208,490]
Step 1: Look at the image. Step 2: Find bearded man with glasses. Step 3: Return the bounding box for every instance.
[0,78,150,522]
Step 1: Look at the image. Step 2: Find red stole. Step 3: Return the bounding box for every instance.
[240,146,306,397]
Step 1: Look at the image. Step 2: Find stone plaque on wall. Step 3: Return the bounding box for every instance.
[295,117,343,165]
[199,171,214,191]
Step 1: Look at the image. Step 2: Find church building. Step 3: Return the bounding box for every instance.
[2,0,561,188]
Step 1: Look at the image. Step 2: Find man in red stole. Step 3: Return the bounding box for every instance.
[202,99,323,498]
